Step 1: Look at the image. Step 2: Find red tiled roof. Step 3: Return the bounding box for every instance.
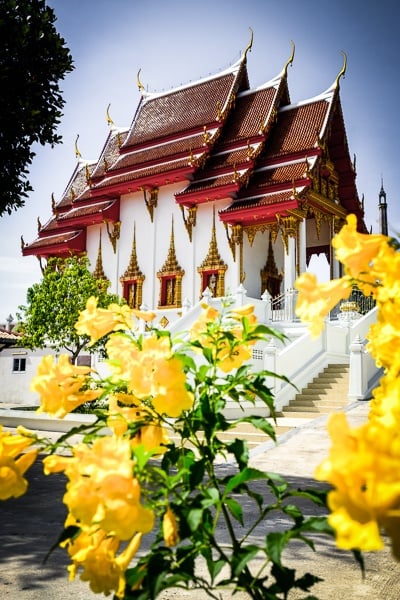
[0,328,20,342]
[110,132,207,172]
[264,99,329,159]
[22,230,86,257]
[123,72,240,147]
[218,86,278,144]
[57,200,119,226]
[92,156,198,191]
[236,161,311,196]
[90,130,129,179]
[57,162,93,209]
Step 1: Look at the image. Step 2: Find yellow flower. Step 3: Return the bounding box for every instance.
[106,334,193,417]
[107,394,170,453]
[43,435,154,540]
[63,519,143,599]
[217,338,252,373]
[75,296,134,345]
[368,373,400,429]
[0,426,38,500]
[162,506,179,547]
[332,214,388,279]
[315,413,400,553]
[30,354,101,418]
[295,273,352,337]
[189,304,221,349]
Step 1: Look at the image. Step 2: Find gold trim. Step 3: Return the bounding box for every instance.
[283,40,295,77]
[335,50,347,89]
[307,189,347,218]
[198,208,227,297]
[141,187,158,222]
[74,134,82,160]
[137,68,145,92]
[243,27,254,62]
[180,205,197,242]
[104,220,121,254]
[157,216,185,308]
[93,231,109,283]
[106,103,114,127]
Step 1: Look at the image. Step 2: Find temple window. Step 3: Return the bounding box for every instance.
[157,217,185,308]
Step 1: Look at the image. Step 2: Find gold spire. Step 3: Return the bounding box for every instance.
[283,40,295,77]
[201,207,225,268]
[74,134,82,160]
[335,50,347,89]
[106,103,114,127]
[122,223,144,279]
[137,68,145,92]
[160,216,182,273]
[93,232,108,282]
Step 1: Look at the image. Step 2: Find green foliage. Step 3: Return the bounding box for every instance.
[16,256,123,361]
[27,302,355,599]
[0,0,73,215]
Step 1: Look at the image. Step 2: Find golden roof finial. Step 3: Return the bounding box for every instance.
[283,40,295,77]
[74,134,82,160]
[137,68,145,93]
[243,27,254,62]
[335,50,347,89]
[106,103,114,127]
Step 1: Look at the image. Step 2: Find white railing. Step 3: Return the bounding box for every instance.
[135,285,380,416]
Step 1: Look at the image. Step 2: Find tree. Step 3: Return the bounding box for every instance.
[16,256,124,363]
[0,0,73,215]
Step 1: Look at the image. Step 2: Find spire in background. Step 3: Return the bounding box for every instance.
[378,177,388,236]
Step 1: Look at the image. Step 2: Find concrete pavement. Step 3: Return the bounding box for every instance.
[1,401,399,599]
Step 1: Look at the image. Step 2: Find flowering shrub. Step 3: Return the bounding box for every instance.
[295,213,400,559]
[0,299,331,599]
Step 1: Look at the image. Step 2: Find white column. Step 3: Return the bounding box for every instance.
[348,335,367,400]
[284,235,296,290]
[298,219,307,276]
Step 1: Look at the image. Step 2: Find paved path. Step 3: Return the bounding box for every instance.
[1,401,399,599]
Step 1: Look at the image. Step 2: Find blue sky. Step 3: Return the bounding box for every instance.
[0,0,398,323]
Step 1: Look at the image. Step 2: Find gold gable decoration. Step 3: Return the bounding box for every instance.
[197,207,227,298]
[157,216,185,308]
[120,223,145,309]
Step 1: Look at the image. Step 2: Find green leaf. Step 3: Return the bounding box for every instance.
[224,467,268,496]
[236,416,276,441]
[226,438,249,469]
[224,497,244,525]
[231,545,259,577]
[187,508,204,532]
[266,530,292,565]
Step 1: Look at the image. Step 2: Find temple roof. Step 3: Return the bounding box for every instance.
[22,46,367,257]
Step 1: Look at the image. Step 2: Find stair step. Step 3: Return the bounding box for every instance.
[280,363,349,417]
[290,397,346,406]
[282,405,343,414]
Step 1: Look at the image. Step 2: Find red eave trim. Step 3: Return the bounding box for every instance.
[57,200,120,228]
[219,197,299,225]
[89,165,197,199]
[175,181,241,206]
[119,122,223,154]
[22,230,87,258]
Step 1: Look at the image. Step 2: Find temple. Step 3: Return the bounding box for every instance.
[22,36,367,319]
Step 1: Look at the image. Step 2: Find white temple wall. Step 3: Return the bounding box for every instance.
[242,229,268,298]
[84,187,306,307]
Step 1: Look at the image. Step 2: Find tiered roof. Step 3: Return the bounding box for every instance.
[22,43,367,258]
